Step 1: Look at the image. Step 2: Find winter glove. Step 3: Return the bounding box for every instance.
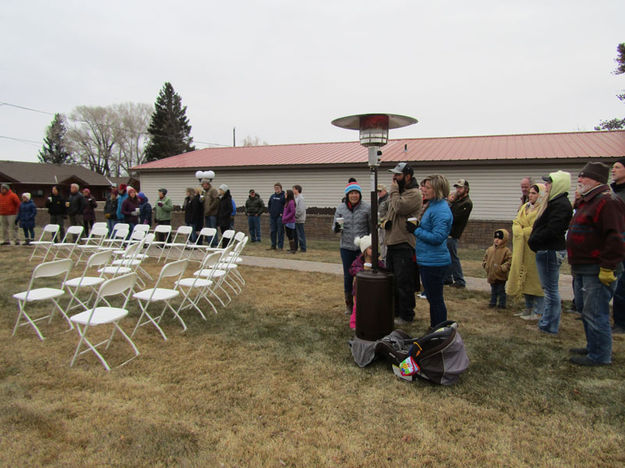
[598,267,617,287]
[384,220,392,231]
[405,221,416,235]
[333,222,342,233]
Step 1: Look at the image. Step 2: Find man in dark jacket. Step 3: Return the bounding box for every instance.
[610,159,625,335]
[567,162,625,365]
[245,189,265,242]
[267,183,285,250]
[444,179,473,288]
[46,184,67,241]
[528,170,572,335]
[67,183,87,239]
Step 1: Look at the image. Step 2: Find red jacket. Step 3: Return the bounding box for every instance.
[0,189,20,216]
[566,184,625,270]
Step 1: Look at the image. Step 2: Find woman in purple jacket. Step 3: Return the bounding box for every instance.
[282,189,297,254]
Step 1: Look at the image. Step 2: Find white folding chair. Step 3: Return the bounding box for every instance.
[186,227,220,261]
[191,242,236,307]
[69,272,139,371]
[91,222,108,231]
[150,224,172,253]
[216,229,235,249]
[99,234,154,287]
[211,234,247,295]
[159,225,193,263]
[131,259,189,340]
[74,225,109,264]
[29,224,60,262]
[223,233,248,289]
[12,258,74,340]
[51,225,85,260]
[64,250,114,313]
[101,225,130,250]
[175,250,226,318]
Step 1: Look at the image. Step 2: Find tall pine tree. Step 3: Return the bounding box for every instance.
[38,113,73,164]
[144,82,195,161]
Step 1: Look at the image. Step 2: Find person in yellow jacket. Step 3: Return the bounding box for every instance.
[506,184,548,320]
[483,229,512,309]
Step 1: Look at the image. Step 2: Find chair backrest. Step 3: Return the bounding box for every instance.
[233,231,246,243]
[127,229,146,243]
[62,225,85,240]
[160,259,189,279]
[84,226,109,244]
[92,222,107,230]
[86,250,114,269]
[33,258,73,279]
[111,227,130,241]
[132,224,150,234]
[218,229,235,248]
[154,224,172,234]
[112,222,130,234]
[40,224,60,237]
[98,272,137,298]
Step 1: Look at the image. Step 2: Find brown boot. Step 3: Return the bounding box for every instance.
[344,292,354,316]
[288,239,296,254]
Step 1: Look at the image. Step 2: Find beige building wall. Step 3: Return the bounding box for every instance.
[138,161,588,219]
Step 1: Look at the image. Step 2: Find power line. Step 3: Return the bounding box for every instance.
[0,102,54,115]
[0,135,41,145]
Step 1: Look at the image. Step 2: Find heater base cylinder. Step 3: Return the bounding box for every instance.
[355,270,395,341]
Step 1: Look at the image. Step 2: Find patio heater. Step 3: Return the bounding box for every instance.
[331,113,417,340]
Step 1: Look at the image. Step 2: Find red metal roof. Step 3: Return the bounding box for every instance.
[133,130,625,171]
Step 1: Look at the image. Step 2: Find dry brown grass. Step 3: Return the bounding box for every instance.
[0,245,623,466]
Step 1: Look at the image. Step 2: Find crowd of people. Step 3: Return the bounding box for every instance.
[336,160,625,368]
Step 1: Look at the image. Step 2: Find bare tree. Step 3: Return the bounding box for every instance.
[65,103,151,176]
[242,135,269,147]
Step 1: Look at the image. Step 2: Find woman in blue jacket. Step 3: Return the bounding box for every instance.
[17,192,37,245]
[409,175,453,329]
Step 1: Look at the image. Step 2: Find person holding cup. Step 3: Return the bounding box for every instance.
[67,183,86,240]
[408,174,453,330]
[121,186,140,232]
[333,181,370,316]
[46,185,66,241]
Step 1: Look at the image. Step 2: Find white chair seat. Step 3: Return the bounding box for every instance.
[71,306,128,326]
[176,277,213,287]
[193,268,226,277]
[133,288,179,302]
[64,277,105,288]
[99,266,133,275]
[13,287,64,302]
[212,262,237,270]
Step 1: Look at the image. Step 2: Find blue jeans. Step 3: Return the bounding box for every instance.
[444,237,465,286]
[204,215,218,246]
[612,261,625,329]
[269,215,284,248]
[536,250,566,334]
[420,265,448,327]
[573,272,619,364]
[295,223,306,251]
[340,248,360,297]
[247,215,261,242]
[524,294,544,315]
[490,282,506,307]
[106,218,117,237]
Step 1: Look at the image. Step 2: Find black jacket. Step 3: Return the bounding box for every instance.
[217,192,233,230]
[449,195,473,239]
[528,193,573,252]
[67,192,86,216]
[46,194,67,216]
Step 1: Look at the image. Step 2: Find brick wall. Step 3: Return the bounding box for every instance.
[35,209,512,248]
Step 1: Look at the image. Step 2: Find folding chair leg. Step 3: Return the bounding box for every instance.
[13,303,46,341]
[132,302,168,341]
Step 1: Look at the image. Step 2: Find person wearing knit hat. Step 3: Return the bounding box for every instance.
[216,183,233,237]
[138,191,152,226]
[16,192,37,245]
[334,178,371,316]
[578,162,610,185]
[567,162,625,365]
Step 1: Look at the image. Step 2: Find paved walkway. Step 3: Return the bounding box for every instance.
[241,255,574,301]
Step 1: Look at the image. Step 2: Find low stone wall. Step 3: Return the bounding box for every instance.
[35,209,511,249]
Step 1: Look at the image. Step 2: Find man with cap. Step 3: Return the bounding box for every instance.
[245,189,265,242]
[267,182,286,250]
[567,162,625,365]
[519,176,533,208]
[443,179,473,288]
[154,188,173,243]
[528,170,573,335]
[384,162,422,325]
[610,159,625,334]
[0,183,21,245]
[201,177,220,247]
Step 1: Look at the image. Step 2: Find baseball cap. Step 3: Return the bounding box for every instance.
[388,162,414,176]
[453,179,469,188]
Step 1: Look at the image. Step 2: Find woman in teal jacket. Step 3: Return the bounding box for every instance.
[409,175,453,329]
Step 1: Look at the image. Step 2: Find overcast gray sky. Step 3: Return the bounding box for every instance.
[1,0,623,162]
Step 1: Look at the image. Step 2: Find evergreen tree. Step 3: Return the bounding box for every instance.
[38,113,73,164]
[144,82,195,161]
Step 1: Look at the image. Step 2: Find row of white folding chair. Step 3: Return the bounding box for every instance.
[29,224,61,263]
[157,225,193,263]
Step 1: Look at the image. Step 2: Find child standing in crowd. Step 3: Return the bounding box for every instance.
[348,235,384,329]
[16,192,37,245]
[482,229,512,309]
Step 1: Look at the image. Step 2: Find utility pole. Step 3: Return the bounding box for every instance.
[233,127,236,147]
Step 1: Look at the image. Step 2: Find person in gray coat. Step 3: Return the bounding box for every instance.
[333,181,371,315]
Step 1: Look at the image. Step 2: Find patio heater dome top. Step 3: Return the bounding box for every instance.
[332,113,418,147]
